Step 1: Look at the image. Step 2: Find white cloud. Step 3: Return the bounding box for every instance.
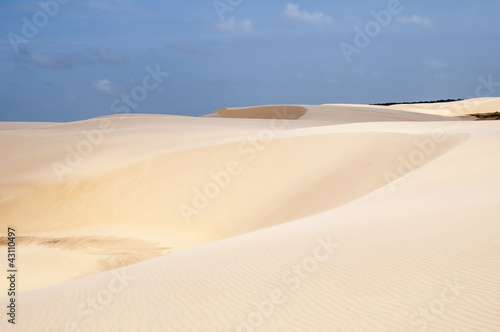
[95,49,129,65]
[283,3,334,27]
[14,51,93,70]
[423,59,448,70]
[397,15,432,27]
[217,18,253,33]
[93,79,122,97]
[93,79,113,94]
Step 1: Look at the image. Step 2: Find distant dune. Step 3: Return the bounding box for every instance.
[1,98,500,331]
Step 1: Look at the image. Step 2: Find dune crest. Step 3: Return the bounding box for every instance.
[204,105,308,119]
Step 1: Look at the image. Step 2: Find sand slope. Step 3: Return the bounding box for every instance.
[1,99,500,331]
[206,104,463,122]
[385,97,500,116]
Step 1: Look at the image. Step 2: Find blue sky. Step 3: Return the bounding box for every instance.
[1,0,499,121]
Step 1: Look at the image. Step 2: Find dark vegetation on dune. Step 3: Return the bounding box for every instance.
[371,99,499,120]
[371,99,464,106]
[474,112,500,120]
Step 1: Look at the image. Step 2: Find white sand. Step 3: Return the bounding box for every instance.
[1,99,499,331]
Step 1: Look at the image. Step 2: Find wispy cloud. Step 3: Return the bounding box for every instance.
[167,39,206,54]
[397,15,432,27]
[216,17,253,33]
[95,49,129,65]
[13,47,129,70]
[93,79,123,97]
[14,50,93,70]
[423,59,448,70]
[283,3,334,27]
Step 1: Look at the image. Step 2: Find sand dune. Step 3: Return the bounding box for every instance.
[386,97,500,116]
[0,122,60,130]
[206,104,463,122]
[205,105,308,119]
[1,99,500,331]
